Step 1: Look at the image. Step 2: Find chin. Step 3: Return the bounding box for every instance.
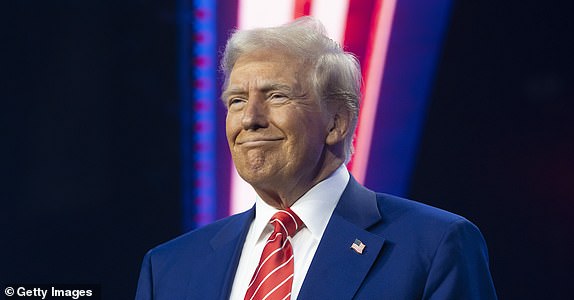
[238,169,272,184]
[237,166,283,189]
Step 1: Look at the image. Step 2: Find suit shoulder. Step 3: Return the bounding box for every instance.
[373,193,484,242]
[376,192,470,224]
[368,193,495,299]
[372,193,488,262]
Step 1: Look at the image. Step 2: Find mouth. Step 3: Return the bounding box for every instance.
[236,137,283,146]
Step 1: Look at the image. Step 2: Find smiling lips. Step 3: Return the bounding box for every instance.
[236,137,283,146]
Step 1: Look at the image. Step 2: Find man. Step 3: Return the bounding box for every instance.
[136,17,497,299]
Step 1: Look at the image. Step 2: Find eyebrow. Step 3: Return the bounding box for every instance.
[260,83,293,94]
[221,87,245,102]
[221,82,294,101]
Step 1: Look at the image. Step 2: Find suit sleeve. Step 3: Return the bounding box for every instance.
[422,219,497,300]
[135,251,153,300]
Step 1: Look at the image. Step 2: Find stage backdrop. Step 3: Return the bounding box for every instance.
[1,0,572,299]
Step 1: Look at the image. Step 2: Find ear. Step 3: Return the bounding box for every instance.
[325,105,352,146]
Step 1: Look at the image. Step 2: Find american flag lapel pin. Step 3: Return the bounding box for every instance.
[351,239,366,254]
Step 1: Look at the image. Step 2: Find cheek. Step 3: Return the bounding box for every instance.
[288,112,327,137]
[225,114,239,142]
[283,124,318,152]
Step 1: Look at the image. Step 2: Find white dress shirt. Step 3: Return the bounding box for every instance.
[229,165,350,300]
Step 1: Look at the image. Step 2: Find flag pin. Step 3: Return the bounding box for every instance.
[350,239,366,254]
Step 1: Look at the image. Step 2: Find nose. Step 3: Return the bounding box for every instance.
[241,97,269,130]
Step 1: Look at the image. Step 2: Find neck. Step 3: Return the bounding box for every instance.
[254,157,345,209]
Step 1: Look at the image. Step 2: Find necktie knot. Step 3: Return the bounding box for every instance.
[270,208,304,238]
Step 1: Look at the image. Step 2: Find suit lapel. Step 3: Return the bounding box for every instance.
[298,177,384,299]
[185,207,255,300]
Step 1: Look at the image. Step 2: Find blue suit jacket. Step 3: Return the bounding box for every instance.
[136,177,497,299]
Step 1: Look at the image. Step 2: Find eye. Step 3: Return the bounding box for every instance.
[228,97,246,108]
[268,93,288,102]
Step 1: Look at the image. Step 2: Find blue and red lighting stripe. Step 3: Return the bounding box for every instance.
[179,0,217,230]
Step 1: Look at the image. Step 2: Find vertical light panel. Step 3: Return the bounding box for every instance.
[180,0,217,230]
[361,0,454,195]
[229,165,256,214]
[349,0,397,184]
[193,0,217,227]
[238,0,295,30]
[310,0,350,43]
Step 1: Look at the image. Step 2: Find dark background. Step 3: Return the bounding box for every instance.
[410,1,574,298]
[1,1,180,298]
[1,0,572,299]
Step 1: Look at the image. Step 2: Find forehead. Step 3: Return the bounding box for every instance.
[226,50,309,91]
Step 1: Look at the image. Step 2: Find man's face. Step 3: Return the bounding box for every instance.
[224,50,332,200]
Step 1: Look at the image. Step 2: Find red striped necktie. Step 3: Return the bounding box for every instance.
[244,208,304,300]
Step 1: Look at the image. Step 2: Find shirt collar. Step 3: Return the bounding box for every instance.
[253,164,350,241]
